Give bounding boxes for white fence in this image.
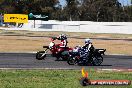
[1,20,132,34]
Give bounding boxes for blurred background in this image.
[0,0,132,22]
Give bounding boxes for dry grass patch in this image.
[1,30,132,39]
[0,35,132,55]
[0,30,132,54]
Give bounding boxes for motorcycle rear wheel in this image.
[67,57,76,65]
[92,56,103,66]
[36,51,46,60]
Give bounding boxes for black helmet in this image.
[59,34,67,40]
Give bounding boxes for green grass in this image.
[0,69,131,88]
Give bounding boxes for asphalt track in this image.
[0,53,132,69]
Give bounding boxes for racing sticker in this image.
[80,68,131,86]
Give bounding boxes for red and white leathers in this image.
[59,39,68,48]
[57,39,68,53]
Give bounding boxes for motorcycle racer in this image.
[80,39,94,60]
[55,34,68,60]
[67,38,105,66]
[57,34,68,48]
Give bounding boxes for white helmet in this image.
[85,39,92,44]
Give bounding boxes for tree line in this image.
[0,0,132,21]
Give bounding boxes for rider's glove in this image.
[52,37,57,40]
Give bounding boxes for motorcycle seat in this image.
[95,49,106,55]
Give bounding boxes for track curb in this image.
[97,68,132,72]
[0,68,79,70]
[0,68,132,72]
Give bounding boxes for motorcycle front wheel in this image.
[36,51,46,60]
[67,57,76,65]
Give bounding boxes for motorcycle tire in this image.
[92,56,103,66]
[67,57,76,65]
[36,51,46,60]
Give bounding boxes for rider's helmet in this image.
[59,34,67,40]
[85,38,92,44]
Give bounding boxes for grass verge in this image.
[0,69,131,88]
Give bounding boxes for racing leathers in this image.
[56,38,68,59]
[57,39,68,52]
[59,39,68,48]
[79,44,93,60]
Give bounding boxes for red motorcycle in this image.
[36,37,73,60]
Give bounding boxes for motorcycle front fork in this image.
[42,48,49,56]
[44,48,49,52]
